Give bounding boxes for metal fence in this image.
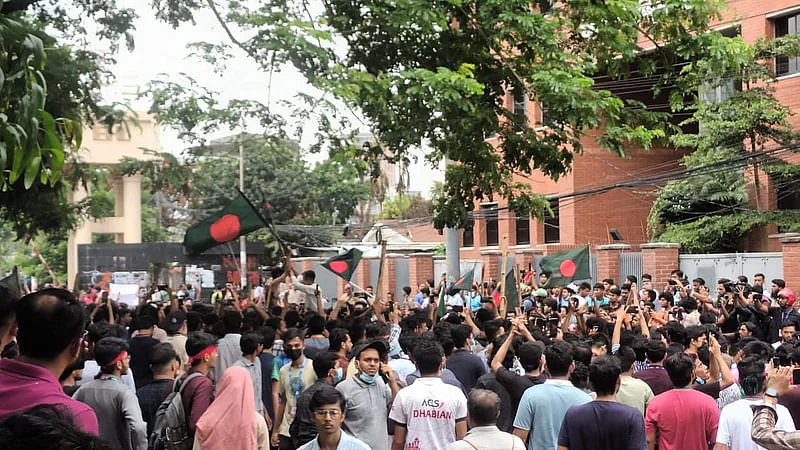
[619,252,643,285]
[679,252,783,286]
[435,259,485,284]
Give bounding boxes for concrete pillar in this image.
[111,177,124,217]
[408,253,434,292]
[357,258,374,290]
[595,244,632,285]
[122,174,142,243]
[480,250,502,283]
[780,234,800,291]
[641,243,680,287]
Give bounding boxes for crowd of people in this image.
[2,260,800,450]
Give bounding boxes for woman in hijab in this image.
[193,366,270,450]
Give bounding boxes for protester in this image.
[557,356,647,450]
[136,343,180,434]
[513,340,592,450]
[297,385,370,450]
[291,352,342,447]
[645,352,720,450]
[128,315,160,389]
[750,366,800,450]
[181,331,218,438]
[164,310,189,369]
[614,345,653,416]
[234,331,266,416]
[72,337,147,450]
[337,339,398,450]
[448,389,525,450]
[389,340,468,450]
[193,366,270,450]
[447,324,487,391]
[79,321,136,389]
[304,314,330,359]
[273,327,318,450]
[0,284,18,353]
[0,289,98,433]
[214,310,243,386]
[633,339,672,395]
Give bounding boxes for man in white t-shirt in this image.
[389,340,467,450]
[715,357,796,450]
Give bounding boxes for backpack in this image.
[148,372,205,450]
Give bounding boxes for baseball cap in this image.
[165,310,187,334]
[353,339,389,360]
[534,288,547,297]
[523,299,534,313]
[565,283,578,294]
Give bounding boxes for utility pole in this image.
[443,158,460,286]
[239,132,247,290]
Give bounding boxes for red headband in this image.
[107,351,127,367]
[188,345,217,364]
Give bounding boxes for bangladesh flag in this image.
[503,268,519,311]
[540,245,591,288]
[183,190,267,255]
[451,268,475,291]
[0,266,21,298]
[321,248,362,281]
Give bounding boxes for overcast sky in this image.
[101,1,443,197]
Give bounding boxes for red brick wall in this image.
[408,253,434,292]
[595,244,631,284]
[641,243,680,287]
[782,235,800,291]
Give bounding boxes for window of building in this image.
[92,126,112,141]
[512,88,527,116]
[538,101,552,128]
[544,199,559,244]
[480,202,499,246]
[775,13,800,76]
[463,216,474,247]
[777,178,800,211]
[515,214,530,245]
[539,0,554,14]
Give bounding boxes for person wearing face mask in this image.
[336,339,399,450]
[447,324,487,392]
[290,352,345,448]
[272,328,318,450]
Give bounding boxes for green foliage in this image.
[648,33,800,251]
[143,0,736,229]
[655,211,800,253]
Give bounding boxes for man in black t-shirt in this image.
[491,322,547,411]
[136,343,180,434]
[557,356,646,450]
[128,315,160,388]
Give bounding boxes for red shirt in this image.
[0,358,99,434]
[645,388,719,450]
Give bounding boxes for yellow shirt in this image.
[277,358,317,437]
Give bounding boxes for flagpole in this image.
[238,132,247,290]
[499,234,509,318]
[373,240,387,304]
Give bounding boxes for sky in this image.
[100,1,444,197]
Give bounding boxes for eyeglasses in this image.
[313,409,342,418]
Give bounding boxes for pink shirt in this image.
[0,358,99,434]
[645,388,719,450]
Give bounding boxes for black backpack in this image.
[148,372,204,450]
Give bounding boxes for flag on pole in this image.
[183,190,268,255]
[451,268,475,291]
[322,248,363,282]
[437,282,447,317]
[0,266,21,298]
[504,268,519,311]
[540,245,591,288]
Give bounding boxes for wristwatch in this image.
[765,387,779,399]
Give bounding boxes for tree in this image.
[648,34,800,252]
[1,2,136,240]
[378,194,433,220]
[144,0,738,230]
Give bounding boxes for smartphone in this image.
[452,305,464,313]
[793,368,800,385]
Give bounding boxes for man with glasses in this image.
[0,288,98,434]
[298,385,369,450]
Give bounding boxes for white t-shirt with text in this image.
[389,377,467,450]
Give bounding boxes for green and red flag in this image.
[451,267,475,291]
[540,245,591,288]
[321,248,363,281]
[0,266,21,298]
[183,190,267,255]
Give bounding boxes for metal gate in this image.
[679,252,783,286]
[619,252,643,285]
